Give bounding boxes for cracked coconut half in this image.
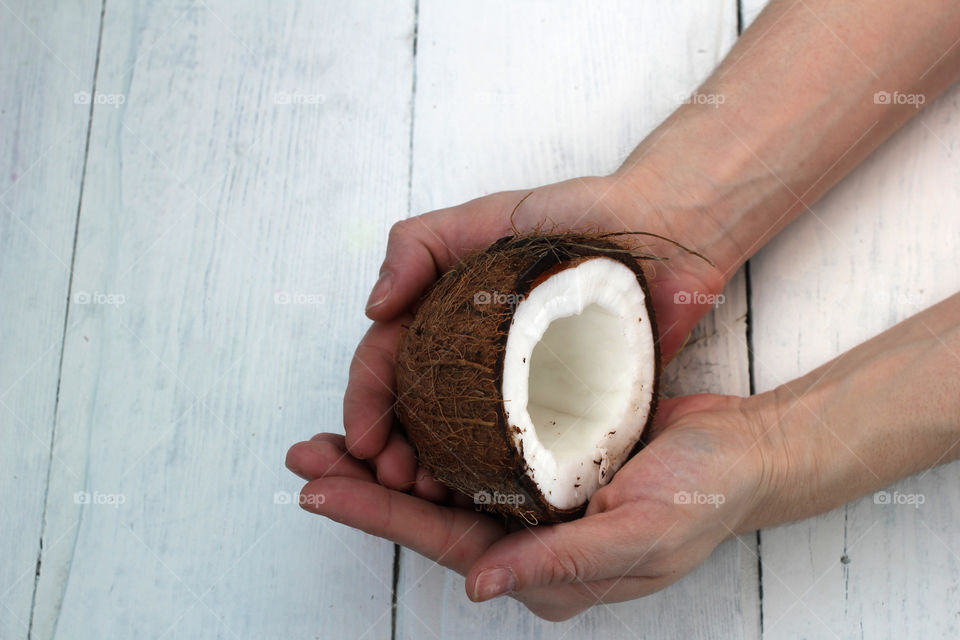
[395,233,660,523]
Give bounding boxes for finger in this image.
[285,434,375,482]
[520,574,676,621]
[411,466,450,502]
[448,491,476,509]
[366,193,524,321]
[365,212,456,320]
[465,508,646,601]
[300,476,505,575]
[581,574,678,603]
[370,430,418,491]
[645,286,693,363]
[645,277,720,364]
[343,319,405,459]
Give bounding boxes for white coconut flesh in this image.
[501,257,656,511]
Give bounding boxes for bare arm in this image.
[617,0,960,282]
[290,0,960,620]
[742,292,960,530]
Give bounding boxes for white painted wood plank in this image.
[31,1,414,638]
[397,2,758,638]
[750,81,960,638]
[0,2,101,638]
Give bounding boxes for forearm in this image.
[616,0,960,281]
[742,292,960,530]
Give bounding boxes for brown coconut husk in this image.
[394,232,662,524]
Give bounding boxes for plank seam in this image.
[391,544,401,640]
[394,1,419,638]
[26,1,108,638]
[743,181,764,640]
[737,2,764,636]
[405,0,419,222]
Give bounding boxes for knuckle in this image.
[587,484,620,513]
[349,341,392,381]
[310,432,344,446]
[312,439,341,464]
[387,219,413,245]
[545,544,596,585]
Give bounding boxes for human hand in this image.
[286,392,772,621]
[287,0,960,620]
[288,288,960,619]
[342,174,732,498]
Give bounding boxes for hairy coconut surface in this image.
[395,233,661,524]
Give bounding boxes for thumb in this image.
[465,510,632,601]
[365,213,456,320]
[366,190,529,320]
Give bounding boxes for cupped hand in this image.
[286,393,772,621]
[342,174,730,496]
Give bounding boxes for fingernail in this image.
[473,567,517,601]
[365,270,393,310]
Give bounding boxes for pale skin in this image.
[285,0,960,621]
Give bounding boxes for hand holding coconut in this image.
[288,392,773,620]
[287,0,960,621]
[344,176,728,501]
[289,294,960,620]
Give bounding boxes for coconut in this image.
[394,233,660,524]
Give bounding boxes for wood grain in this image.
[750,83,960,639]
[8,0,955,637]
[29,1,414,638]
[0,2,101,638]
[395,2,758,638]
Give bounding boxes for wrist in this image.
[733,381,836,532]
[736,296,960,532]
[610,105,790,285]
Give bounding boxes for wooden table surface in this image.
[2,1,958,638]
